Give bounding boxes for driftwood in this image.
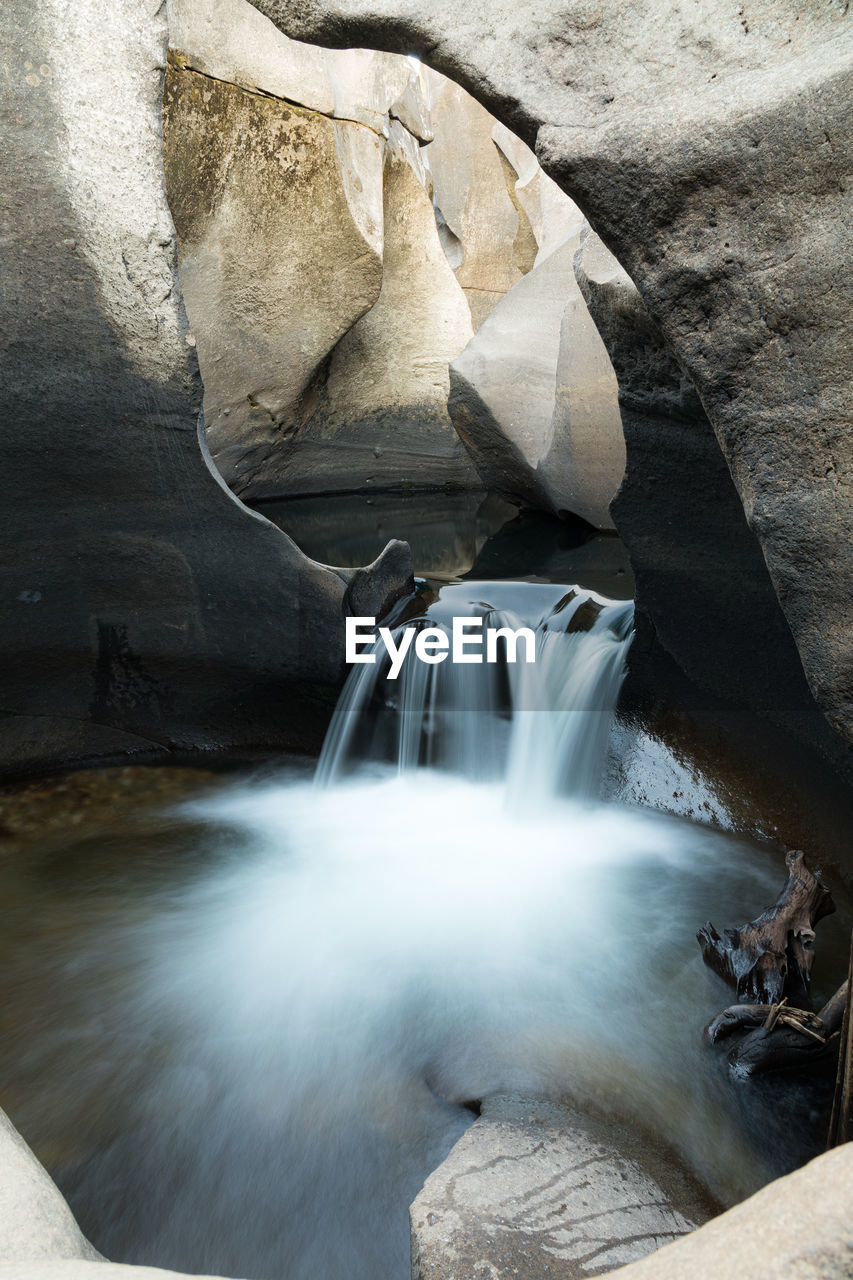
[704,983,848,1079]
[827,933,853,1147]
[697,850,835,1008]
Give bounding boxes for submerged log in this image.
[827,933,853,1148]
[697,850,835,1007]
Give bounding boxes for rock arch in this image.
[250,0,853,748]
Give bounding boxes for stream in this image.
[0,503,848,1280]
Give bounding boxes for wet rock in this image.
[410,1095,705,1280]
[340,538,416,622]
[250,0,853,748]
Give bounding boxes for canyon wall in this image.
[163,0,626,528]
[0,0,412,778]
[248,0,853,749]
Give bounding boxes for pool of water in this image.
[0,499,849,1280]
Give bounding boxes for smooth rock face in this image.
[253,119,479,496]
[425,72,537,330]
[576,232,852,774]
[0,0,412,779]
[162,59,385,496]
[164,0,623,515]
[0,1112,98,1263]
[165,0,479,498]
[410,1096,704,1280]
[606,1143,853,1280]
[449,230,625,529]
[248,0,853,747]
[2,1094,852,1280]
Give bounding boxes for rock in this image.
[169,0,424,132]
[166,0,619,512]
[410,1095,706,1280]
[168,0,336,111]
[2,1093,852,1280]
[249,0,853,748]
[340,537,416,621]
[424,73,537,329]
[0,1110,98,1262]
[0,0,412,779]
[257,119,478,497]
[165,0,481,500]
[606,1143,853,1280]
[576,231,852,776]
[162,59,385,497]
[449,231,625,528]
[491,125,583,266]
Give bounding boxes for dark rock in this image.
[575,232,852,776]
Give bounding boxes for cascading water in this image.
[317,582,634,797]
[0,577,839,1280]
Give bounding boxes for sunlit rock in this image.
[162,60,386,496]
[424,73,537,330]
[261,119,478,495]
[410,1094,703,1280]
[0,1109,98,1262]
[449,225,625,529]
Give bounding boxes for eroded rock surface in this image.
[248,0,853,747]
[163,57,386,496]
[252,120,479,496]
[164,0,624,519]
[425,72,537,330]
[450,223,625,529]
[410,1096,707,1280]
[576,232,851,774]
[0,0,412,779]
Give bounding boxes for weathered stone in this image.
[169,0,427,132]
[491,124,583,266]
[607,1143,853,1280]
[449,231,625,528]
[410,1095,706,1280]
[0,0,412,779]
[162,60,385,497]
[166,0,617,510]
[0,1111,98,1263]
[425,72,536,330]
[576,231,852,778]
[168,0,336,111]
[255,119,478,497]
[249,0,853,747]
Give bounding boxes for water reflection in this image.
[254,491,634,595]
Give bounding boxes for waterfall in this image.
[316,584,634,801]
